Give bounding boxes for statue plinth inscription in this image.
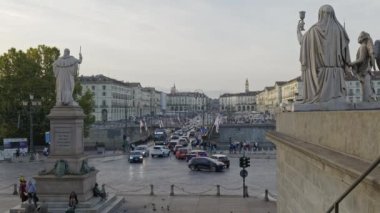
[55,128,71,148]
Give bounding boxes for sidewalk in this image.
[1,194,276,213]
[119,195,276,213]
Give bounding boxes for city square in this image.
[1,0,380,212]
[0,147,277,212]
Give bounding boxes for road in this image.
[0,144,276,210]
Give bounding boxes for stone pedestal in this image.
[11,106,124,212]
[267,111,380,213]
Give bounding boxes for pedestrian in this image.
[19,176,28,203]
[15,148,20,160]
[93,183,106,200]
[68,191,78,210]
[27,179,38,208]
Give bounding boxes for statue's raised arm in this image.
[53,48,83,106]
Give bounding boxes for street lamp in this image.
[22,94,41,161]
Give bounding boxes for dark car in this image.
[188,157,225,172]
[129,151,144,163]
[211,154,230,168]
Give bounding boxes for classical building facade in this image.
[166,85,211,116]
[219,91,258,112]
[80,75,163,122]
[256,73,380,113]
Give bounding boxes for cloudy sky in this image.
[0,0,379,97]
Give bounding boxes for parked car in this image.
[211,154,230,168]
[186,150,208,162]
[129,151,144,163]
[175,148,189,160]
[188,157,225,172]
[135,145,150,157]
[151,145,170,157]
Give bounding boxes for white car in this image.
[151,145,170,158]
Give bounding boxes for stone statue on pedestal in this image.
[53,48,82,106]
[297,4,351,104]
[350,31,377,102]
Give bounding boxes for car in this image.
[151,145,170,157]
[186,150,208,162]
[135,145,150,157]
[175,148,189,160]
[178,137,189,146]
[173,145,184,154]
[211,154,230,168]
[129,151,144,163]
[188,157,225,172]
[167,141,179,152]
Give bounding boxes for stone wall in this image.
[84,126,152,149]
[276,111,380,162]
[218,124,275,149]
[267,111,380,213]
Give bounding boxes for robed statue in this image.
[297,5,351,103]
[53,48,82,106]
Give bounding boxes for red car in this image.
[175,148,189,160]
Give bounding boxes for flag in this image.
[214,114,222,133]
[140,120,144,134]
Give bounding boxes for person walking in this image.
[19,176,28,203]
[27,179,38,208]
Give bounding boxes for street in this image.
[0,144,276,212]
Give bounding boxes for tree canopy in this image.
[0,45,95,145]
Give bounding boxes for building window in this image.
[102,100,106,106]
[103,85,106,90]
[103,92,106,96]
[92,86,95,90]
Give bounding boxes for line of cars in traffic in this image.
[129,127,231,172]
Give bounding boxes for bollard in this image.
[170,185,174,196]
[13,184,18,195]
[265,189,269,202]
[150,184,154,196]
[216,185,220,196]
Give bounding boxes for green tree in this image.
[0,45,95,145]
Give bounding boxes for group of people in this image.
[19,176,106,212]
[18,176,39,208]
[229,141,259,154]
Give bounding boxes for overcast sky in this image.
[0,0,379,98]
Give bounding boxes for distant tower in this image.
[245,79,249,93]
[170,83,177,94]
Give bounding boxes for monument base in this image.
[34,170,98,202]
[292,100,380,111]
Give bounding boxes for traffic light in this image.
[239,157,244,168]
[245,157,250,167]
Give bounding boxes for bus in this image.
[153,129,167,145]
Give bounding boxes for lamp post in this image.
[22,94,41,161]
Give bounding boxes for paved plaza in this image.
[0,149,277,212]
